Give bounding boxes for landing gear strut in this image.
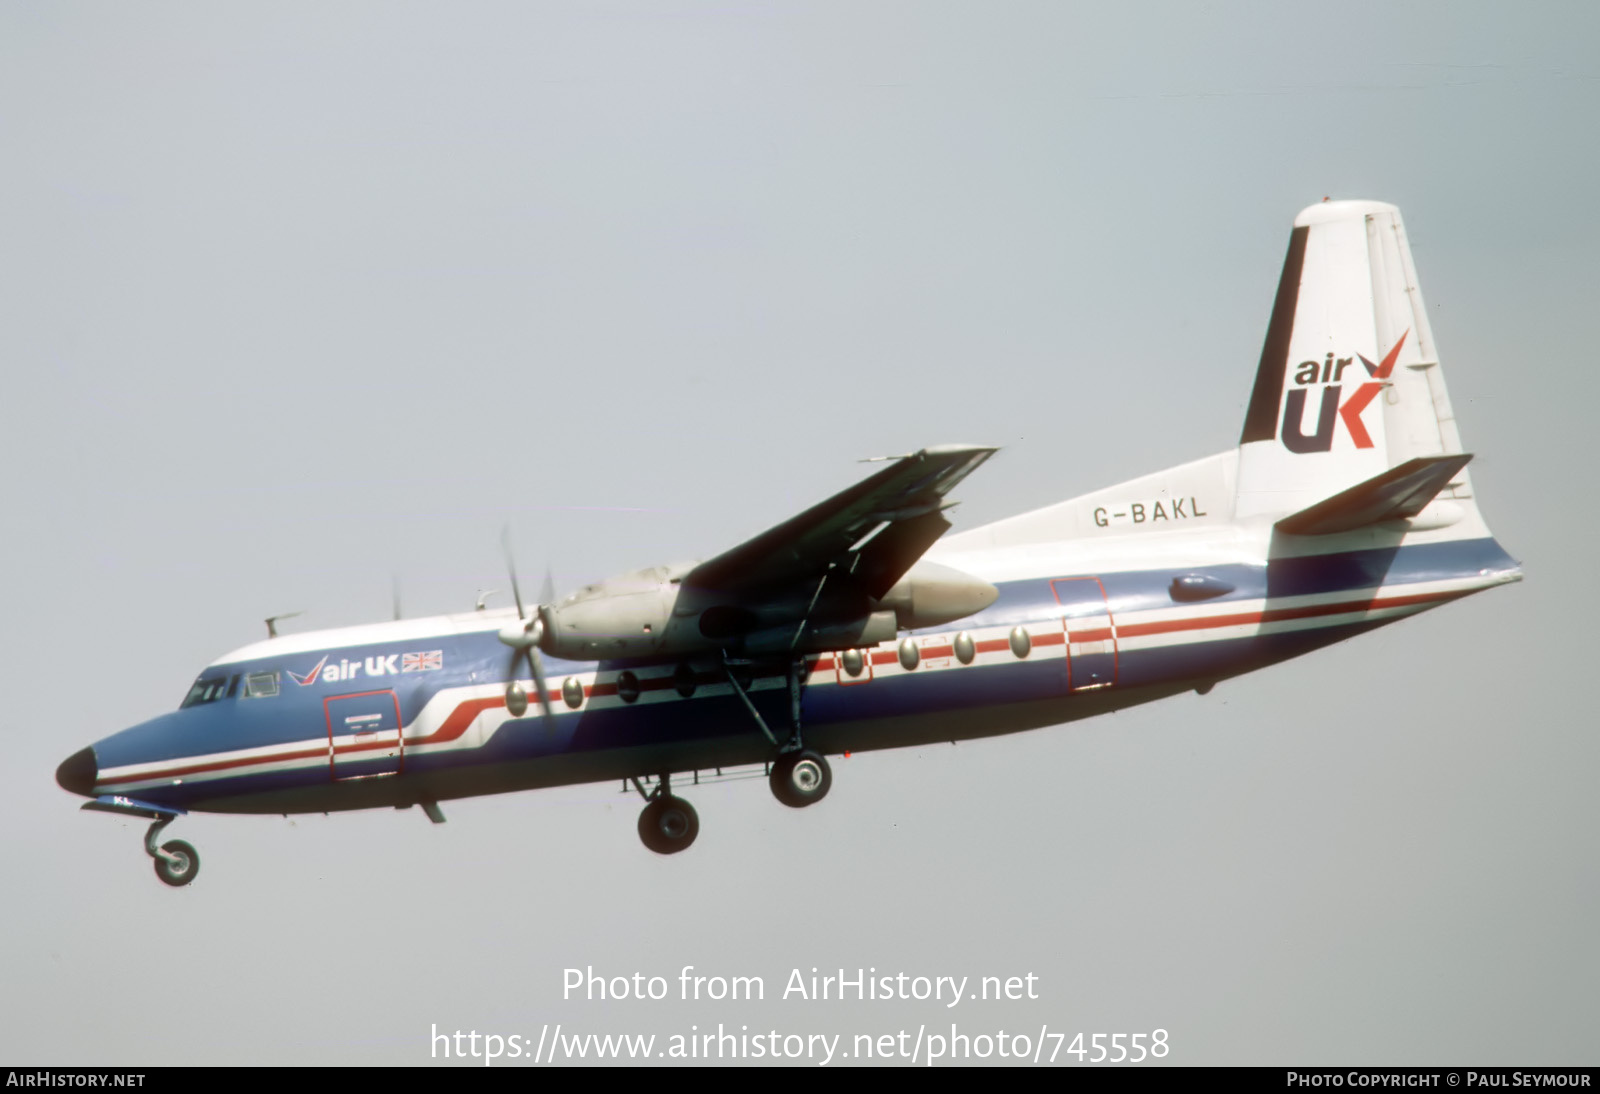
[722,652,838,810]
[145,815,200,887]
[628,654,839,851]
[634,774,699,855]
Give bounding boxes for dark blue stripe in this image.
[92,538,1516,790]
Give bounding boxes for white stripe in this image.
[99,572,1496,789]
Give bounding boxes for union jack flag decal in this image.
[402,650,443,673]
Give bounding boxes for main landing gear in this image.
[724,653,833,810]
[630,656,837,853]
[770,749,832,808]
[634,775,699,855]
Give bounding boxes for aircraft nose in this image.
[56,746,98,797]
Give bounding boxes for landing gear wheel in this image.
[637,797,699,855]
[152,839,200,887]
[770,749,831,808]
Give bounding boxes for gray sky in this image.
[3,1,1594,1066]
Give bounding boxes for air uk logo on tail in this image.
[1280,331,1408,453]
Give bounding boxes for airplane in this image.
[56,199,1521,886]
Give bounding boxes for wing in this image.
[684,444,997,600]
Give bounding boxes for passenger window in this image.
[244,671,280,699]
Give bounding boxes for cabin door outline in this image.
[1050,577,1119,692]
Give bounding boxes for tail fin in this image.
[1234,200,1476,526]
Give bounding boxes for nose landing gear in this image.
[81,796,200,887]
[145,814,201,887]
[152,839,200,886]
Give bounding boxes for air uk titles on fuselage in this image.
[288,651,444,686]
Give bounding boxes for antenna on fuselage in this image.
[265,611,304,638]
[392,575,403,621]
[475,589,499,611]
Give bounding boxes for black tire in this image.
[637,796,699,855]
[153,839,200,887]
[770,750,832,808]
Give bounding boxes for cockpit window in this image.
[181,675,231,709]
[244,671,280,699]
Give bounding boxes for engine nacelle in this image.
[540,569,678,660]
[874,560,998,629]
[536,559,997,662]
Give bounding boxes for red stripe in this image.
[337,736,399,756]
[405,696,504,746]
[97,743,334,787]
[105,692,511,785]
[1116,589,1459,640]
[98,588,1462,789]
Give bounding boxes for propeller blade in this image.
[497,532,554,724]
[501,526,526,620]
[529,645,553,723]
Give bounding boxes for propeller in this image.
[498,528,554,724]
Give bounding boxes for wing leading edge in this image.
[685,445,997,600]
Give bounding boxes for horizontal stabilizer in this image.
[1275,454,1472,536]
